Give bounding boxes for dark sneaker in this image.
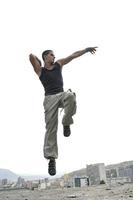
[48,158,56,176]
[63,126,71,137]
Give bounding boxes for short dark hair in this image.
[42,50,52,61]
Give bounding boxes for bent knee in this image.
[67,92,76,100]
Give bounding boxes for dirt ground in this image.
[1,183,133,200]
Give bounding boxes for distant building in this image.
[17,176,25,187]
[39,182,47,190]
[1,178,8,185]
[74,177,89,187]
[25,180,40,190]
[62,164,106,187]
[39,178,51,190]
[86,163,106,185]
[63,163,106,187]
[62,168,86,187]
[106,161,133,183]
[60,161,133,188]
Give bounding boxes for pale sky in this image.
[0,0,133,177]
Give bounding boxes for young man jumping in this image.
[29,47,97,176]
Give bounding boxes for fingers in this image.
[90,47,97,54]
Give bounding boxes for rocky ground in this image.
[1,183,133,200]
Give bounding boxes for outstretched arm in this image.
[29,54,42,76]
[57,47,98,67]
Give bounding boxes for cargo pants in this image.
[43,90,77,159]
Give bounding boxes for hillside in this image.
[0,168,18,181]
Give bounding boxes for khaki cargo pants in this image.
[43,90,77,159]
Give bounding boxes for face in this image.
[45,51,55,64]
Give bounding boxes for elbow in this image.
[29,54,34,63]
[29,54,33,59]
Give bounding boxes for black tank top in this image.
[39,62,64,96]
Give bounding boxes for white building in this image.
[86,163,106,185]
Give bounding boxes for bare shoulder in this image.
[56,56,72,67]
[56,60,63,67]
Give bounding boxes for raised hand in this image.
[85,47,98,54]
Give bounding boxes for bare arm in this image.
[57,47,98,67]
[29,54,42,76]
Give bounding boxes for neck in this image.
[44,62,54,69]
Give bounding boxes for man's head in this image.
[42,50,55,64]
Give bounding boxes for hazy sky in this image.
[0,0,133,177]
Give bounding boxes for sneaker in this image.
[63,125,71,137]
[48,158,56,176]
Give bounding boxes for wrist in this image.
[85,48,90,53]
